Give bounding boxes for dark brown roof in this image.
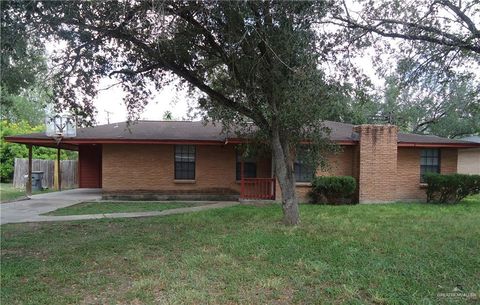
[397,133,476,145]
[9,121,227,142]
[5,120,479,148]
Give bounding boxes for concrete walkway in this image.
[1,188,102,225]
[1,189,239,225]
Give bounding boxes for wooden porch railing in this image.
[240,178,276,200]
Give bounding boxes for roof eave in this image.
[398,142,480,148]
[4,136,227,147]
[7,136,479,149]
[4,137,79,151]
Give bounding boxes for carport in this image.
[4,134,102,194]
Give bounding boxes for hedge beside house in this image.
[309,176,356,205]
[424,173,480,204]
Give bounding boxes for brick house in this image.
[6,120,479,203]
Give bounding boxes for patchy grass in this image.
[2,196,480,304]
[0,183,26,203]
[43,201,202,216]
[0,183,57,203]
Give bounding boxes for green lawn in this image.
[43,201,202,216]
[1,183,63,203]
[0,183,27,203]
[2,196,480,304]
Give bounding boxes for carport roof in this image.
[4,120,480,149]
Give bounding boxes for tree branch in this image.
[167,5,250,91]
[335,15,480,54]
[108,64,162,77]
[334,1,480,55]
[437,0,479,38]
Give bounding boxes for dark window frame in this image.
[294,149,315,183]
[236,152,257,181]
[174,145,196,180]
[420,148,441,182]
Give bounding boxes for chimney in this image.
[354,125,398,203]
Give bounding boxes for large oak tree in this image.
[2,0,353,224]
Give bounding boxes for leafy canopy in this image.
[0,120,77,182]
[0,6,50,125]
[4,0,350,163]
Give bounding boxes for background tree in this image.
[332,0,480,137]
[334,0,480,59]
[1,3,77,182]
[0,120,76,182]
[0,6,50,125]
[376,62,480,137]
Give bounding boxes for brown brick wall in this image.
[102,139,459,202]
[355,125,398,203]
[275,146,356,202]
[317,146,355,177]
[102,144,272,194]
[441,149,458,173]
[103,144,239,193]
[396,148,425,201]
[396,147,458,201]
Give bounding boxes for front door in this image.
[79,144,102,188]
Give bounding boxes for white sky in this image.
[94,78,194,124]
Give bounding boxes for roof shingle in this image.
[6,120,478,146]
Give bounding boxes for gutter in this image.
[397,142,480,148]
[6,136,479,149]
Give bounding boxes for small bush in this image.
[424,173,480,204]
[309,176,356,205]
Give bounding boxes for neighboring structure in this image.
[5,121,480,203]
[457,136,480,175]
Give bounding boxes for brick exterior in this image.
[276,146,356,202]
[102,144,271,195]
[354,125,398,203]
[396,148,425,201]
[395,148,458,201]
[440,148,458,174]
[317,146,356,177]
[100,126,460,203]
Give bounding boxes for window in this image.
[236,152,257,180]
[174,145,195,180]
[420,149,440,182]
[294,149,314,182]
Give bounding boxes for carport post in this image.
[57,147,62,191]
[240,159,244,198]
[26,144,32,196]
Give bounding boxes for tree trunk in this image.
[271,128,299,225]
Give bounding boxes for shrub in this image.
[309,176,356,205]
[424,173,480,204]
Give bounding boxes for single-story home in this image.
[5,120,480,203]
[457,136,480,175]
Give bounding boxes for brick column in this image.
[354,125,398,203]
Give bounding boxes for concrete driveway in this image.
[1,188,101,225]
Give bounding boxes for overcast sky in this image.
[94,77,194,124]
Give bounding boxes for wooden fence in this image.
[13,158,78,189]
